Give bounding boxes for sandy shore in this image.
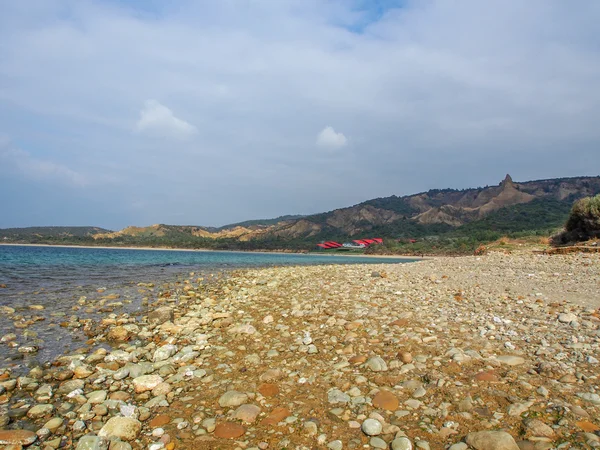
[1,251,599,449]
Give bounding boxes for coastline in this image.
[0,242,424,260]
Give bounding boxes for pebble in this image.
[361,418,383,436]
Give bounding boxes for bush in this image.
[552,195,600,245]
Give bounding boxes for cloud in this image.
[134,100,197,139]
[316,126,348,150]
[0,1,599,228]
[0,145,87,187]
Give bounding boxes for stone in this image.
[558,313,577,323]
[328,389,350,404]
[524,419,555,438]
[44,417,64,432]
[149,415,171,428]
[372,390,399,411]
[392,437,413,450]
[0,430,38,446]
[218,390,249,408]
[107,326,129,341]
[327,440,343,450]
[448,444,468,450]
[213,422,245,439]
[258,383,279,397]
[474,371,499,382]
[496,355,525,366]
[151,383,172,397]
[153,345,177,362]
[57,379,85,395]
[75,434,110,450]
[27,403,54,419]
[366,356,388,372]
[370,437,388,448]
[233,404,261,423]
[86,390,107,404]
[261,407,291,426]
[361,418,382,436]
[148,307,174,324]
[577,393,600,405]
[98,417,142,441]
[132,375,164,393]
[466,431,520,450]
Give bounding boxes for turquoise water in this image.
[0,245,416,367]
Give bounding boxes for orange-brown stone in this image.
[474,371,499,382]
[149,414,171,428]
[214,422,246,439]
[576,421,600,432]
[389,319,408,327]
[372,390,399,411]
[258,383,279,397]
[349,355,367,365]
[260,407,291,426]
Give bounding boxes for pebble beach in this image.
[1,251,600,450]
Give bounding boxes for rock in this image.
[361,418,382,436]
[98,417,142,441]
[44,417,64,432]
[57,379,85,395]
[524,419,555,438]
[86,390,108,404]
[558,313,577,323]
[466,431,520,450]
[148,307,174,324]
[132,375,164,393]
[218,390,249,408]
[75,434,109,450]
[0,429,38,446]
[260,407,291,426]
[328,389,351,404]
[258,383,279,397]
[213,422,245,438]
[448,444,468,450]
[27,403,54,419]
[366,356,388,372]
[233,404,261,423]
[153,345,177,362]
[152,382,172,397]
[392,437,413,450]
[327,440,343,450]
[107,326,130,341]
[577,392,600,405]
[372,390,399,411]
[496,355,525,366]
[371,437,387,449]
[228,324,257,335]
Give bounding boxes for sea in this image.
[0,245,417,369]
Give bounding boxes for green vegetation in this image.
[0,226,110,239]
[551,194,600,245]
[217,215,305,230]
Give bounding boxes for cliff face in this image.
[90,175,600,241]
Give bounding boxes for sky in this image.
[1,0,599,230]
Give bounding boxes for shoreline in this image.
[0,242,424,260]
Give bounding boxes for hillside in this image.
[0,226,110,241]
[2,175,599,252]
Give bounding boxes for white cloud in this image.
[134,100,197,139]
[316,126,348,150]
[0,146,87,187]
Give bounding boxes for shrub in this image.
[552,195,600,245]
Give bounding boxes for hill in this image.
[0,226,111,241]
[2,175,600,252]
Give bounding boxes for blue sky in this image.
[1,0,599,230]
